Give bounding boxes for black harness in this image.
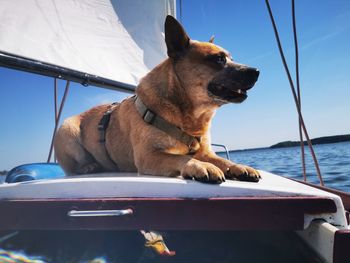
[97,102,120,170]
[98,102,119,143]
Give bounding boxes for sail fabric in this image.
[0,0,176,86]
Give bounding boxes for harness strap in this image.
[97,102,119,170]
[134,96,201,154]
[98,102,119,143]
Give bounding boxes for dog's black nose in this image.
[239,67,259,88]
[245,67,260,83]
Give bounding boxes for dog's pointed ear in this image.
[165,15,190,58]
[209,35,215,43]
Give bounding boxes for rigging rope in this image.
[292,0,307,181]
[265,0,324,186]
[53,78,58,162]
[47,80,70,163]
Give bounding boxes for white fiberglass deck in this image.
[0,170,347,228]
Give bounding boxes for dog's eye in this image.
[216,55,226,66]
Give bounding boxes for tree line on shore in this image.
[270,134,350,148]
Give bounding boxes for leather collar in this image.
[134,96,201,154]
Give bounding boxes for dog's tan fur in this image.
[54,16,261,183]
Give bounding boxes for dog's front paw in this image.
[76,162,101,174]
[181,160,225,184]
[226,164,261,182]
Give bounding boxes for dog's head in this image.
[164,15,259,105]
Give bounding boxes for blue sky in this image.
[1,0,350,170]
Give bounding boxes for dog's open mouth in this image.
[208,84,249,103]
[207,66,259,104]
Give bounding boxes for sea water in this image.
[222,141,350,193]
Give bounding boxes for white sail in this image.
[0,0,176,86]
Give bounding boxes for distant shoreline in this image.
[218,134,350,153]
[269,134,350,149]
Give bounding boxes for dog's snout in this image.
[245,67,259,84]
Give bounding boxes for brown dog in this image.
[54,16,261,183]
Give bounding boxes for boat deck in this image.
[0,171,347,231]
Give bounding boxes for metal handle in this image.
[67,208,133,217]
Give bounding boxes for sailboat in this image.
[0,0,349,262]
